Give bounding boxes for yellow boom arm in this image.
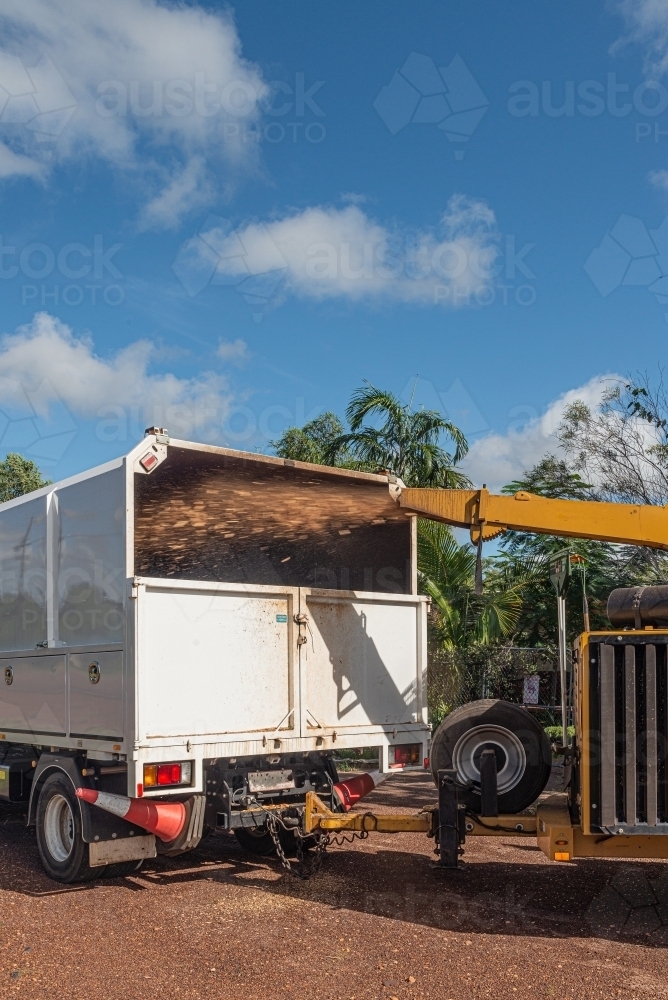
[399,487,668,550]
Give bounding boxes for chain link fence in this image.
[427,644,571,731]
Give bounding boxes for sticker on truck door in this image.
[276,614,288,622]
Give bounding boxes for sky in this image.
[0,0,667,489]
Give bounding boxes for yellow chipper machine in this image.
[301,486,668,870]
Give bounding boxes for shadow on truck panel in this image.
[310,599,417,725]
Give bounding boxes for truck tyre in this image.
[234,826,277,856]
[430,699,551,814]
[234,825,311,858]
[35,773,99,883]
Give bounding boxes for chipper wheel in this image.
[430,699,552,814]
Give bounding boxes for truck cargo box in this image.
[0,434,429,794]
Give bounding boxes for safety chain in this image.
[266,812,372,880]
[266,813,330,880]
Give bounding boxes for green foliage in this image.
[0,453,51,503]
[271,412,347,465]
[429,698,452,729]
[558,375,668,507]
[335,747,379,771]
[544,725,575,741]
[271,382,471,488]
[495,453,664,645]
[270,384,662,653]
[418,519,545,648]
[325,382,471,487]
[503,454,593,501]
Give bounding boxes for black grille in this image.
[589,637,668,833]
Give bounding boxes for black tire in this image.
[234,825,310,858]
[430,699,551,814]
[35,773,99,883]
[234,825,276,856]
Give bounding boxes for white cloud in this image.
[0,312,233,440]
[650,167,668,188]
[139,155,213,231]
[0,0,266,224]
[461,374,623,491]
[184,195,500,307]
[615,1,668,77]
[217,338,249,363]
[340,192,368,206]
[0,140,44,178]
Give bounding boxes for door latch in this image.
[294,612,310,646]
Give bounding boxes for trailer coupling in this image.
[303,769,540,871]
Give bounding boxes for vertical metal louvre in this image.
[594,639,667,833]
[599,644,616,829]
[625,645,637,827]
[646,644,658,827]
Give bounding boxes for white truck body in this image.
[0,435,429,800]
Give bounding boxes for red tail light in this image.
[392,743,421,766]
[158,763,182,785]
[143,761,193,788]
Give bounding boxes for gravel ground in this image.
[1,771,668,999]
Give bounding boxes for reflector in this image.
[143,761,192,789]
[393,744,421,765]
[157,763,181,785]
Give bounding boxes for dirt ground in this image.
[1,770,668,999]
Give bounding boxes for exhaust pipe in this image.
[76,787,187,842]
[332,770,389,811]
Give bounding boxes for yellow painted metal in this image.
[304,791,433,834]
[465,814,537,837]
[537,795,575,861]
[577,633,592,836]
[399,487,668,549]
[572,829,668,859]
[537,794,668,860]
[577,631,668,835]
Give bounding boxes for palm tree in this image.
[418,520,544,648]
[324,382,471,488]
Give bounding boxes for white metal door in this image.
[300,589,424,733]
[137,581,298,739]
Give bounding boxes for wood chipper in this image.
[300,485,668,873]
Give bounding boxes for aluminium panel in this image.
[0,495,47,651]
[56,467,126,648]
[69,650,123,740]
[0,654,66,736]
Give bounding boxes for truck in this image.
[4,440,668,882]
[0,430,430,882]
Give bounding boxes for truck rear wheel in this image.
[36,773,98,883]
[234,826,276,856]
[234,825,312,858]
[430,699,551,814]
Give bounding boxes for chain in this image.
[266,813,331,880]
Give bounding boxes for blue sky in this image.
[0,0,667,487]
